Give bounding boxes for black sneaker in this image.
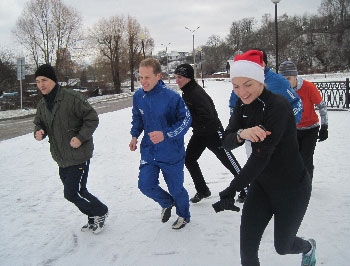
[81,217,94,232]
[92,211,108,234]
[161,205,173,223]
[190,191,211,203]
[172,217,188,230]
[236,189,247,203]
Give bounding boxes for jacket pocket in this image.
[70,139,93,162]
[67,127,80,139]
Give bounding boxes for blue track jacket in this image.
[229,67,303,124]
[130,80,192,163]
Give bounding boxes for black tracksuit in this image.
[59,160,108,217]
[222,88,312,266]
[180,80,241,195]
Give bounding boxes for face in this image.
[175,74,191,89]
[139,66,161,92]
[284,76,298,88]
[232,77,264,104]
[36,76,56,95]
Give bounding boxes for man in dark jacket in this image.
[174,64,244,204]
[33,64,108,234]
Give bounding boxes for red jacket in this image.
[295,79,322,128]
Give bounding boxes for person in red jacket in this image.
[279,61,328,180]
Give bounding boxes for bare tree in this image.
[89,15,154,93]
[227,18,256,53]
[0,48,17,92]
[201,35,233,74]
[141,28,154,59]
[319,0,350,27]
[126,16,143,92]
[14,0,82,76]
[89,15,126,93]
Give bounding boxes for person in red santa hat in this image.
[212,50,316,266]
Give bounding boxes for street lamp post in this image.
[161,42,171,83]
[185,26,200,79]
[271,0,281,73]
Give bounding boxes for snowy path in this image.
[0,80,349,266]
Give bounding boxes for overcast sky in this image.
[1,0,322,56]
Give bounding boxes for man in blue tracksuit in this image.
[129,58,192,230]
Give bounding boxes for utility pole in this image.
[185,26,200,79]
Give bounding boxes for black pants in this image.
[240,176,312,266]
[185,131,241,195]
[59,160,108,217]
[297,127,319,180]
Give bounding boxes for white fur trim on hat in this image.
[230,60,264,84]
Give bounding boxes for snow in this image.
[0,79,349,266]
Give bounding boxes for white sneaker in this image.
[172,217,188,230]
[92,212,108,234]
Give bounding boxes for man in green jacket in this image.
[33,64,108,234]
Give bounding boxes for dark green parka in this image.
[34,86,99,167]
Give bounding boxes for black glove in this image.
[212,188,240,213]
[212,197,240,213]
[318,125,328,142]
[219,185,236,199]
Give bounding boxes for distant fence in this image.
[314,78,349,110]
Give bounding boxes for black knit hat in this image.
[279,61,298,76]
[35,64,58,83]
[174,64,194,80]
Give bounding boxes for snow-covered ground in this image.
[0,79,349,266]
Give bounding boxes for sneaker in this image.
[161,205,173,223]
[237,186,249,203]
[172,217,188,230]
[190,191,211,203]
[236,190,246,203]
[92,212,108,234]
[81,217,94,232]
[301,239,316,266]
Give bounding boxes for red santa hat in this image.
[230,50,265,84]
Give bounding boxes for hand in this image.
[219,186,236,199]
[129,137,138,151]
[239,126,271,143]
[318,125,328,142]
[212,188,240,213]
[148,131,164,144]
[212,198,240,213]
[35,129,45,141]
[70,137,82,148]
